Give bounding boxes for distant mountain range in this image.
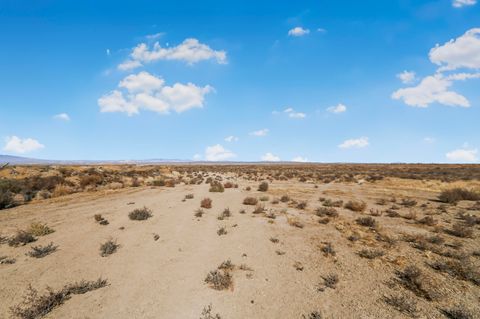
[0,154,193,165]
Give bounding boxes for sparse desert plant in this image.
[245,186,251,191]
[27,223,54,236]
[280,195,290,203]
[385,209,400,218]
[258,181,269,192]
[395,265,437,300]
[429,259,479,285]
[239,209,246,214]
[356,216,377,229]
[253,204,265,214]
[27,243,58,258]
[0,256,16,264]
[218,259,235,271]
[302,311,322,319]
[94,214,104,222]
[344,200,367,212]
[400,198,417,207]
[315,207,338,217]
[8,231,36,247]
[201,198,212,209]
[259,196,269,202]
[358,248,384,259]
[217,208,231,220]
[217,226,227,236]
[417,216,437,226]
[321,242,336,256]
[128,206,152,220]
[99,219,109,225]
[200,304,222,319]
[322,273,338,289]
[99,239,119,257]
[441,306,474,319]
[164,179,175,187]
[270,237,279,243]
[209,182,224,193]
[243,197,258,205]
[439,188,480,204]
[383,295,417,316]
[318,217,330,224]
[323,199,343,207]
[446,222,473,238]
[185,193,194,199]
[194,209,204,217]
[296,201,307,210]
[204,270,232,290]
[287,217,304,228]
[11,278,107,319]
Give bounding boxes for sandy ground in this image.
[1,178,479,319]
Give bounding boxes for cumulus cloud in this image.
[53,113,70,121]
[250,129,269,137]
[392,74,470,108]
[327,104,347,114]
[261,152,280,162]
[3,136,44,154]
[429,28,480,71]
[118,38,227,70]
[339,137,369,149]
[98,71,213,116]
[452,0,477,8]
[205,144,236,161]
[397,71,417,84]
[224,136,239,142]
[292,156,308,162]
[446,148,478,162]
[288,27,310,37]
[283,107,306,118]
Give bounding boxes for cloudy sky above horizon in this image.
[1,0,479,163]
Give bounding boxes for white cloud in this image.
[327,103,347,114]
[392,74,470,108]
[446,148,478,162]
[3,136,44,154]
[224,136,239,142]
[145,32,164,40]
[98,71,213,116]
[429,28,480,71]
[283,107,306,118]
[118,38,227,70]
[205,144,236,161]
[339,137,369,149]
[53,113,70,121]
[288,27,310,37]
[261,152,280,162]
[397,71,417,84]
[292,156,308,162]
[250,129,269,137]
[452,0,477,8]
[106,49,111,56]
[423,137,436,143]
[317,28,327,33]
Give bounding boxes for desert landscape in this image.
[0,164,479,319]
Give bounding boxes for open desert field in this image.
[1,164,480,319]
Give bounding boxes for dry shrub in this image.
[320,274,338,290]
[201,198,212,209]
[358,248,384,259]
[52,184,74,197]
[217,208,231,220]
[400,198,417,207]
[209,182,224,193]
[128,207,152,220]
[344,200,367,212]
[11,278,107,319]
[383,295,417,316]
[356,216,378,229]
[8,231,36,247]
[323,199,343,207]
[395,265,438,300]
[165,179,175,187]
[0,256,16,264]
[223,182,234,188]
[100,239,119,257]
[28,223,54,236]
[321,242,336,256]
[204,270,232,290]
[259,196,269,202]
[79,174,103,188]
[315,207,338,217]
[217,226,227,236]
[252,204,265,214]
[94,214,103,222]
[280,195,290,203]
[439,188,480,204]
[287,217,304,228]
[185,193,194,199]
[27,243,58,258]
[258,181,269,192]
[446,223,473,238]
[417,216,437,226]
[296,201,307,210]
[200,304,222,319]
[243,197,258,205]
[194,209,204,217]
[441,306,474,319]
[429,260,480,285]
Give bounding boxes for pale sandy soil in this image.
[1,178,479,319]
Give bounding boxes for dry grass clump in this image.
[0,256,16,264]
[209,182,224,193]
[194,209,204,217]
[417,216,437,226]
[100,239,119,257]
[383,295,417,316]
[400,198,417,207]
[441,306,474,319]
[385,209,400,218]
[302,311,322,319]
[185,193,194,199]
[270,237,279,243]
[128,206,152,220]
[321,242,336,257]
[217,226,227,236]
[201,198,212,209]
[27,223,54,236]
[223,181,234,188]
[296,201,308,210]
[217,208,231,220]
[439,188,480,204]
[446,222,473,238]
[344,200,367,212]
[280,195,290,203]
[358,248,384,259]
[253,204,265,214]
[320,273,338,290]
[258,181,269,192]
[323,199,343,207]
[287,217,304,228]
[429,259,480,285]
[243,197,258,205]
[204,270,233,290]
[27,243,58,258]
[200,304,222,319]
[315,207,338,218]
[8,231,36,247]
[94,214,103,222]
[259,195,269,202]
[11,278,107,319]
[218,259,235,271]
[356,216,378,229]
[395,265,437,300]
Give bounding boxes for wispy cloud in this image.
[446,147,478,162]
[3,136,44,154]
[250,128,269,137]
[224,136,239,142]
[396,71,416,84]
[339,137,369,149]
[288,27,310,37]
[261,152,280,161]
[326,104,347,114]
[292,156,308,162]
[53,113,70,121]
[452,0,476,8]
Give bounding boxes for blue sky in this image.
[1,0,479,162]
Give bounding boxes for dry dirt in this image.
[1,171,479,319]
